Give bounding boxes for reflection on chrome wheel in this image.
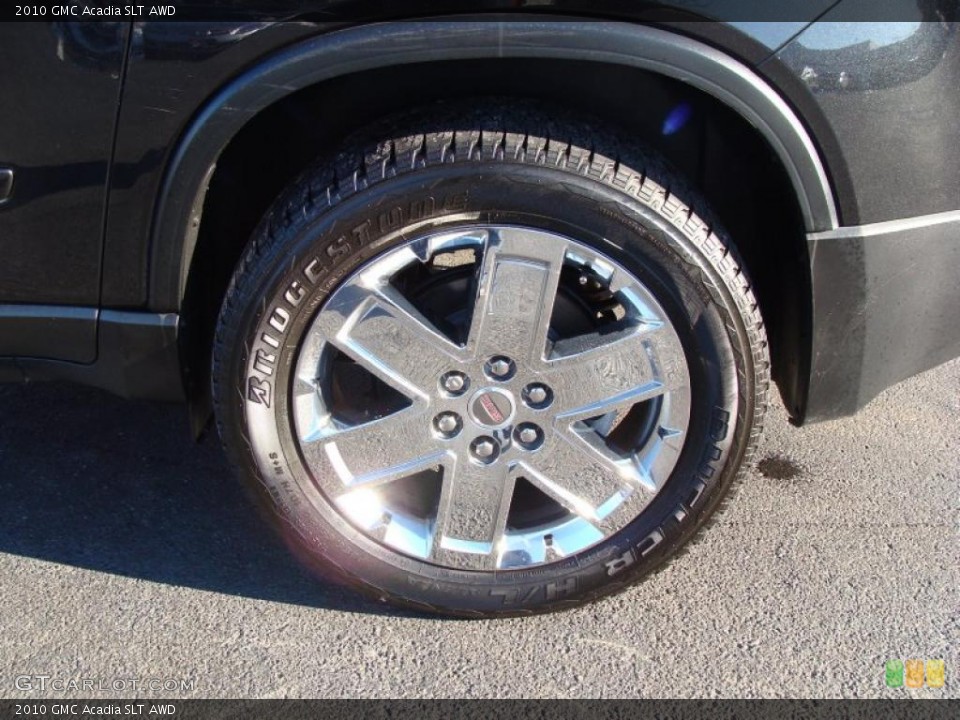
[215,108,767,616]
[293,227,691,571]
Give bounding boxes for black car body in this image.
[1,3,958,615]
[2,5,958,425]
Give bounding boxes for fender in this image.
[148,19,839,312]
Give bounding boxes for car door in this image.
[0,22,128,362]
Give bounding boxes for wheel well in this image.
[181,57,811,429]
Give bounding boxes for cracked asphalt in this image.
[0,359,957,698]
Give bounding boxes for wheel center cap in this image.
[469,388,515,429]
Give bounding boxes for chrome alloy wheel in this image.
[292,227,691,571]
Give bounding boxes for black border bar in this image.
[1,700,958,719]
[4,0,957,23]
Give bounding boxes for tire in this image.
[213,103,769,617]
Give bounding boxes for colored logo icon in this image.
[886,658,946,688]
[885,659,904,688]
[905,659,925,688]
[926,659,945,688]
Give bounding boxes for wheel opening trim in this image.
[149,18,840,313]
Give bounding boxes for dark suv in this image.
[2,6,958,616]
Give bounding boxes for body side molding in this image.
[804,210,960,421]
[807,209,960,242]
[5,310,183,402]
[0,305,97,362]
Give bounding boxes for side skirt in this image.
[0,308,183,402]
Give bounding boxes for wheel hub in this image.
[469,387,515,429]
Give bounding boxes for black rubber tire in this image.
[213,103,769,617]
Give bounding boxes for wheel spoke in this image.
[336,486,434,560]
[520,432,637,528]
[431,458,515,570]
[317,282,465,400]
[566,423,659,494]
[543,322,685,418]
[635,425,686,494]
[466,228,566,364]
[302,408,446,488]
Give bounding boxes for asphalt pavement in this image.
[0,359,957,698]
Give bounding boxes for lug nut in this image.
[518,427,539,444]
[470,436,499,463]
[490,359,510,376]
[474,440,495,457]
[440,371,469,396]
[437,414,459,433]
[485,356,515,381]
[527,386,547,404]
[434,412,462,438]
[515,423,544,450]
[522,383,553,409]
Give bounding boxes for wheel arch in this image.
[155,20,836,430]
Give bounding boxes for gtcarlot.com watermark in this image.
[15,675,195,693]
